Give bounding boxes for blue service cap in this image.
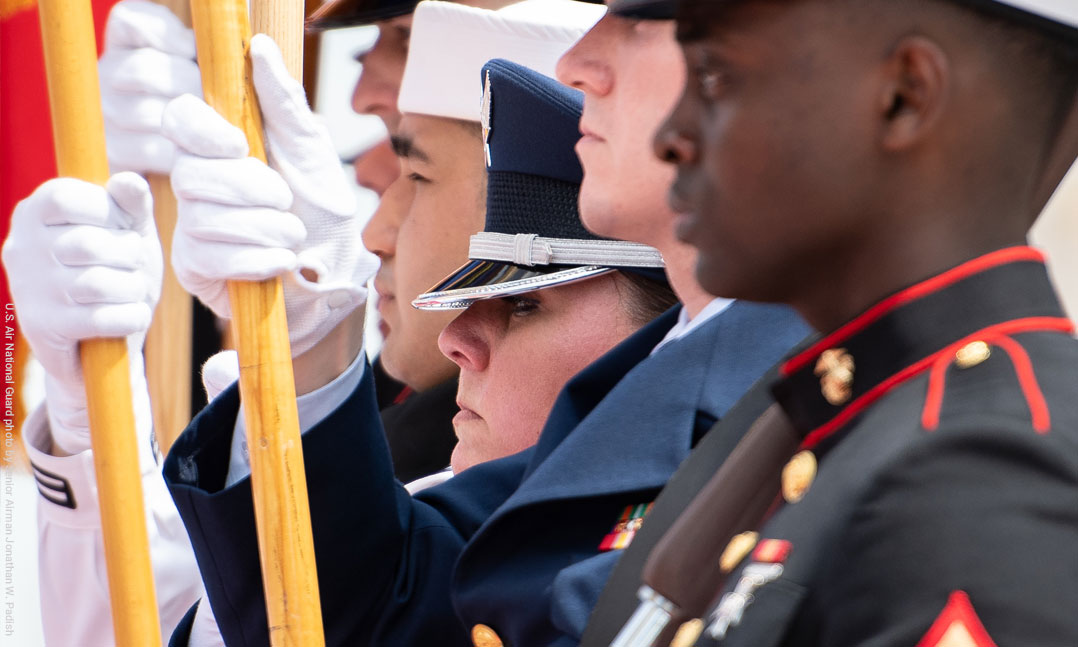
[484,58,586,189]
[413,59,665,310]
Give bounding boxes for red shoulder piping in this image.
[801,317,1073,450]
[782,247,1045,377]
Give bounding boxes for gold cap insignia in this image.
[782,450,817,504]
[472,623,503,647]
[481,70,493,167]
[719,531,759,573]
[815,348,855,405]
[955,341,990,369]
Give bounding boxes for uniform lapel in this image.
[503,301,806,511]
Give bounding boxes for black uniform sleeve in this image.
[816,423,1078,646]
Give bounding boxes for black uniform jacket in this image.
[586,246,1078,647]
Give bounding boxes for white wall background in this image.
[1032,161,1078,324]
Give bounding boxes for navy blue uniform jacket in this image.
[164,301,809,646]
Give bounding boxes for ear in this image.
[876,36,950,152]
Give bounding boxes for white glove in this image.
[165,33,378,357]
[201,350,239,402]
[99,0,201,174]
[2,174,162,455]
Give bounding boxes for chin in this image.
[450,445,474,474]
[578,189,623,239]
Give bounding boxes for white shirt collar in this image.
[651,297,735,356]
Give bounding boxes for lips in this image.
[373,275,395,337]
[578,121,604,143]
[453,402,482,426]
[668,182,699,242]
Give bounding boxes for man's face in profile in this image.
[657,0,878,304]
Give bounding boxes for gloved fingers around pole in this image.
[51,226,149,270]
[105,0,197,59]
[162,94,250,160]
[249,34,358,218]
[171,155,293,209]
[173,234,299,282]
[102,89,176,133]
[249,33,323,146]
[105,172,156,233]
[177,203,307,249]
[99,46,201,100]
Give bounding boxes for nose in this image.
[653,94,698,165]
[556,16,613,97]
[361,172,410,259]
[351,27,405,131]
[353,138,400,196]
[438,303,492,373]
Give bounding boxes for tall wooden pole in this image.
[252,0,303,78]
[145,0,194,454]
[188,1,325,645]
[36,1,162,645]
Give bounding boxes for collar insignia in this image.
[481,70,493,167]
[815,348,855,405]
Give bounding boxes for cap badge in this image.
[815,348,855,405]
[955,341,991,369]
[599,502,653,551]
[481,70,493,167]
[781,450,817,504]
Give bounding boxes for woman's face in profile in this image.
[438,273,639,473]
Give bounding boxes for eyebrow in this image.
[390,134,430,163]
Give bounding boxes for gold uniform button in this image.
[955,340,991,369]
[719,531,759,573]
[472,624,503,647]
[782,450,818,504]
[670,618,705,647]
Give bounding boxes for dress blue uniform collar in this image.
[773,246,1075,452]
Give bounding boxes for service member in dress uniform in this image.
[308,0,524,482]
[159,31,807,645]
[582,1,1078,646]
[5,1,587,643]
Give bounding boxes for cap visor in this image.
[412,260,613,310]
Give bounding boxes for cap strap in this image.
[470,231,665,268]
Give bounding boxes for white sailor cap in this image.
[990,1,1078,31]
[397,0,606,122]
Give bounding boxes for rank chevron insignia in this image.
[916,591,998,647]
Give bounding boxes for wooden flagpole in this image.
[187,0,325,644]
[36,1,162,645]
[145,0,193,454]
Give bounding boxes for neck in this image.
[660,238,715,319]
[794,232,1029,334]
